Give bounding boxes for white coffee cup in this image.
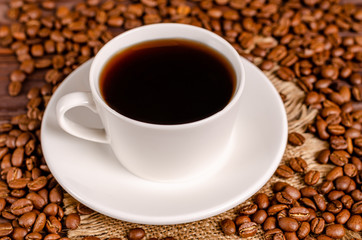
[56,23,245,182]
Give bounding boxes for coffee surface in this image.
[100,39,236,125]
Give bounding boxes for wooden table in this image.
[0,0,89,124]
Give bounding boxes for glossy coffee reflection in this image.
[99,39,236,125]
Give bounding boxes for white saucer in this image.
[41,57,287,225]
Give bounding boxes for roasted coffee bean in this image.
[49,186,63,204]
[310,217,325,234]
[65,213,80,230]
[328,190,345,201]
[26,192,45,210]
[344,163,358,177]
[273,182,290,192]
[313,194,326,211]
[27,176,47,191]
[45,216,61,234]
[283,186,301,200]
[325,224,345,239]
[351,190,362,201]
[288,206,310,221]
[276,209,288,221]
[8,82,22,97]
[238,222,257,238]
[76,202,94,215]
[276,165,294,178]
[351,201,362,214]
[277,67,295,81]
[263,217,276,231]
[0,222,13,237]
[301,198,317,211]
[12,227,28,239]
[316,117,330,140]
[251,210,267,224]
[330,136,348,150]
[276,192,294,204]
[10,198,33,215]
[341,195,354,209]
[322,212,336,224]
[18,211,36,228]
[335,176,352,191]
[301,187,318,197]
[284,231,298,240]
[319,181,334,194]
[278,217,298,232]
[346,215,362,232]
[297,222,310,239]
[260,60,275,71]
[288,132,305,146]
[327,200,343,214]
[220,219,235,235]
[128,228,145,240]
[239,204,258,215]
[264,228,283,240]
[330,151,349,166]
[304,170,320,186]
[33,212,46,233]
[289,157,307,173]
[335,209,351,224]
[254,193,269,209]
[235,216,251,226]
[326,167,343,181]
[267,204,288,216]
[43,203,58,216]
[10,70,26,83]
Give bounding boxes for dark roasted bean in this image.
[310,217,325,234]
[304,170,320,186]
[251,210,267,224]
[278,217,298,232]
[254,193,269,209]
[276,165,294,178]
[325,224,345,239]
[288,132,305,146]
[235,215,251,226]
[288,206,310,221]
[289,157,307,173]
[238,222,257,238]
[220,219,235,235]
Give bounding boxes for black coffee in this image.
[100,39,236,125]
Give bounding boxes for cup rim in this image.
[89,23,245,129]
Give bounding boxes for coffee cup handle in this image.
[56,92,109,144]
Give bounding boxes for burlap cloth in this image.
[61,47,362,240]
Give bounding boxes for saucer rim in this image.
[41,57,287,225]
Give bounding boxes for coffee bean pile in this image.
[0,0,361,239]
[216,0,362,237]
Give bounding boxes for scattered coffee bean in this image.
[325,224,345,239]
[289,157,308,173]
[238,222,257,238]
[278,217,298,232]
[251,209,267,224]
[239,204,258,215]
[220,218,236,236]
[288,132,305,146]
[304,170,321,186]
[254,193,269,209]
[65,213,81,230]
[235,215,251,226]
[276,165,294,178]
[128,228,145,240]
